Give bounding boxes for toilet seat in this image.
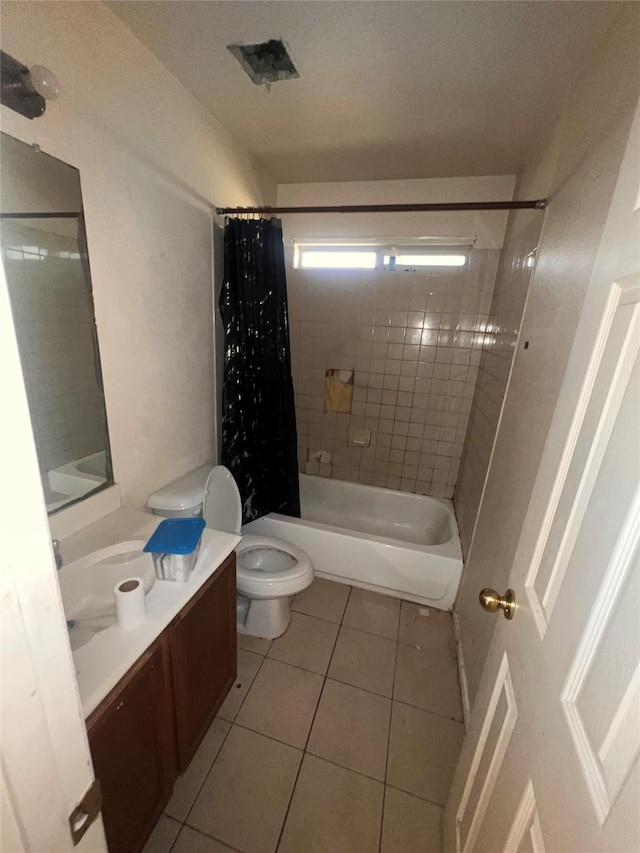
[236,534,313,599]
[202,465,314,610]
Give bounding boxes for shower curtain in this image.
[219,217,300,522]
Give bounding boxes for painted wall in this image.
[454,4,640,711]
[0,131,81,214]
[0,1,276,507]
[278,176,517,250]
[279,176,514,497]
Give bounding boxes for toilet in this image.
[147,464,314,638]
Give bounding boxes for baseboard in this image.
[452,608,471,728]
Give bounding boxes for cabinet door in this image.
[87,633,176,853]
[170,553,237,770]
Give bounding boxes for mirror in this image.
[1,132,113,513]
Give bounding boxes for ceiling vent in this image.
[227,39,299,86]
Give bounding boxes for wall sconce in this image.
[1,50,59,119]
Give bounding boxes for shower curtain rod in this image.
[0,211,82,218]
[215,199,547,216]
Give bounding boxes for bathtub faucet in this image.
[52,539,63,571]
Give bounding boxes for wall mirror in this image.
[1,132,113,513]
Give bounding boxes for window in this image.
[300,249,377,270]
[293,239,472,271]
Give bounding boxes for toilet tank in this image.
[146,464,214,518]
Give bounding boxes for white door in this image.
[0,258,107,852]
[444,107,640,853]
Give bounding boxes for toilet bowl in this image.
[235,533,313,638]
[147,464,314,638]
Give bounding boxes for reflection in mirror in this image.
[1,133,113,513]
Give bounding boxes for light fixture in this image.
[1,50,59,119]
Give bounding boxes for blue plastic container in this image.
[144,518,206,582]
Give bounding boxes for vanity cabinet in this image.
[86,553,237,852]
[170,551,237,770]
[86,633,177,853]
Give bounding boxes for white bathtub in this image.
[242,475,463,610]
[46,450,109,512]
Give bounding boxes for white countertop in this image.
[59,509,240,718]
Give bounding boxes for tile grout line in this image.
[379,597,402,852]
[384,781,448,812]
[177,820,245,852]
[175,717,447,833]
[266,637,462,723]
[171,649,268,841]
[302,585,350,755]
[293,595,405,640]
[227,718,391,788]
[293,744,388,786]
[296,596,459,659]
[221,646,268,725]
[274,584,353,853]
[176,714,235,828]
[166,720,236,853]
[166,587,457,853]
[162,814,182,853]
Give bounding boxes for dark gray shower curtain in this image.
[219,217,300,522]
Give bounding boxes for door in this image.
[0,258,107,851]
[444,107,640,852]
[170,553,236,770]
[87,633,177,853]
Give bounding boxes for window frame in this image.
[292,238,474,272]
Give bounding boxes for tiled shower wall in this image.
[288,249,499,499]
[453,213,543,553]
[1,220,107,476]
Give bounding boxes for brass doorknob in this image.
[479,588,516,620]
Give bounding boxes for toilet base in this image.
[236,595,291,639]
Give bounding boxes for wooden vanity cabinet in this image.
[86,632,177,853]
[86,552,237,852]
[170,552,237,770]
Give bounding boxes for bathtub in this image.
[46,450,109,512]
[242,475,463,610]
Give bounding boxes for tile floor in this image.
[143,579,464,853]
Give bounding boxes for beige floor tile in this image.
[218,650,263,722]
[165,717,231,821]
[173,825,238,853]
[278,754,384,853]
[343,587,401,640]
[328,626,397,697]
[237,633,272,656]
[307,679,391,780]
[188,726,301,853]
[398,602,456,659]
[141,815,180,853]
[267,612,338,675]
[236,658,323,748]
[291,577,351,623]
[387,702,464,805]
[394,644,462,721]
[381,786,443,853]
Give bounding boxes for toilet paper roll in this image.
[114,576,146,630]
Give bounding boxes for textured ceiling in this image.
[107,1,618,183]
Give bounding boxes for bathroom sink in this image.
[57,541,156,651]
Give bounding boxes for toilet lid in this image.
[203,465,242,534]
